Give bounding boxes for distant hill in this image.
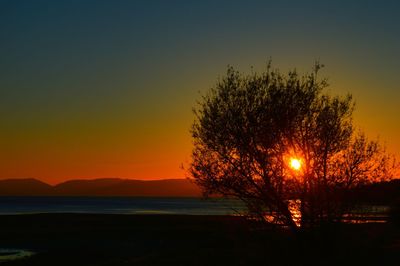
[1,178,398,201]
[0,178,53,196]
[0,178,202,197]
[349,179,400,204]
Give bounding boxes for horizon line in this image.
[0,177,189,186]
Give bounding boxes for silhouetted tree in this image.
[190,62,397,232]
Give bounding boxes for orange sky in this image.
[1,1,399,184]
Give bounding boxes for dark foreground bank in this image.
[0,214,399,266]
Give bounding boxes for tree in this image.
[189,62,397,232]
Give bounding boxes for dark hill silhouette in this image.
[349,179,400,204]
[0,178,53,196]
[0,178,202,197]
[54,178,126,195]
[0,178,398,200]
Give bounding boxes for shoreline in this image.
[0,213,399,265]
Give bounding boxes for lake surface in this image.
[0,197,389,223]
[0,197,247,215]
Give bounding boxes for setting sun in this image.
[290,158,302,171]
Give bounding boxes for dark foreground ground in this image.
[0,214,399,266]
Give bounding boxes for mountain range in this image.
[0,178,399,203]
[0,178,202,197]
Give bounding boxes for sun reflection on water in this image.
[288,199,302,227]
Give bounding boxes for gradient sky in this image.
[1,0,399,184]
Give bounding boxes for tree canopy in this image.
[190,62,397,231]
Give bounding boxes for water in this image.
[0,197,389,224]
[286,200,390,226]
[0,249,35,262]
[0,197,247,215]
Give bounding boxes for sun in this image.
[290,158,302,171]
